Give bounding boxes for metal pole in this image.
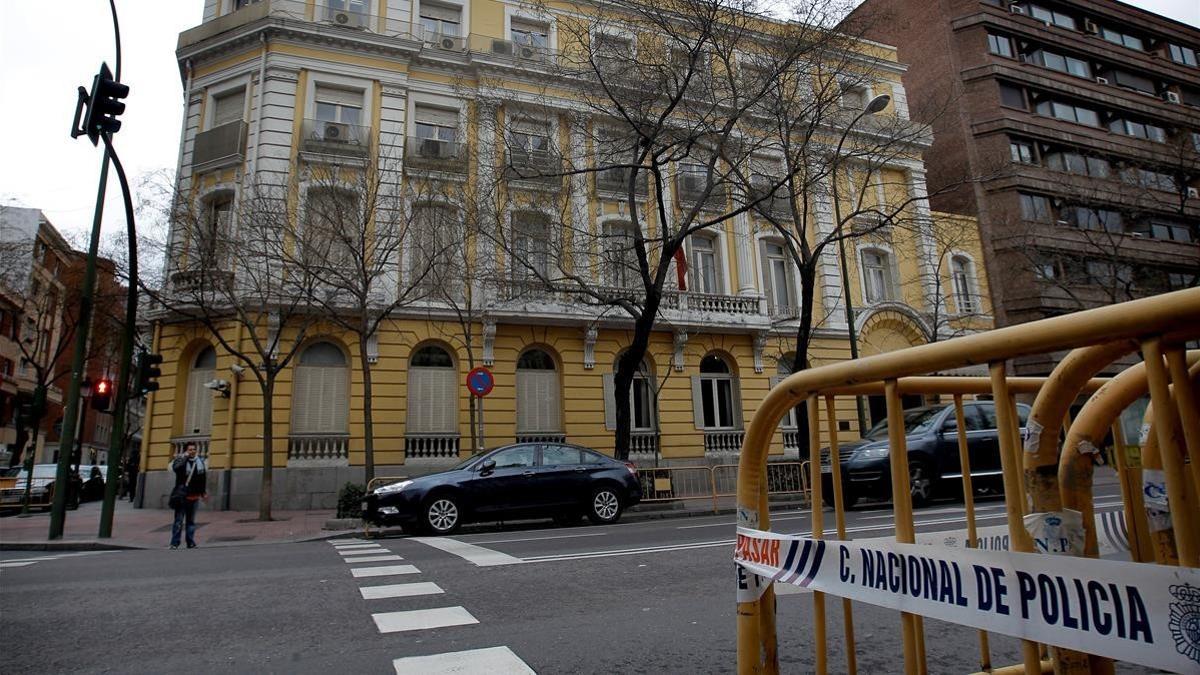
[1141,338,1198,566]
[883,379,919,674]
[823,395,857,675]
[806,400,827,675]
[48,140,110,539]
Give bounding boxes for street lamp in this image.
[833,94,889,436]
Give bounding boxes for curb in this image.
[0,541,149,551]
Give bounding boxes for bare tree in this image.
[140,172,326,521]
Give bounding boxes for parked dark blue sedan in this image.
[363,443,641,534]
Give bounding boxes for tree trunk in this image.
[790,267,820,458]
[359,332,376,483]
[613,301,660,461]
[465,347,478,454]
[259,377,274,521]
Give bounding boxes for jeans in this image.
[170,499,199,547]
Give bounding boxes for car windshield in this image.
[863,407,943,440]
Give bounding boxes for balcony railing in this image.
[171,435,211,459]
[596,167,648,196]
[405,433,460,459]
[629,431,661,462]
[505,149,563,183]
[664,291,761,315]
[287,434,349,462]
[704,430,745,456]
[471,35,557,66]
[192,120,247,171]
[767,302,801,320]
[405,136,467,172]
[300,118,370,158]
[170,268,234,295]
[500,277,569,302]
[677,177,727,209]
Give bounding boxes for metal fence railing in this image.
[638,461,809,513]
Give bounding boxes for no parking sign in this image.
[466,366,494,398]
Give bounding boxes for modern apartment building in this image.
[146,0,994,509]
[847,0,1200,372]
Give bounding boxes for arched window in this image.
[693,353,740,430]
[183,346,217,436]
[290,341,348,435]
[951,256,977,313]
[774,354,798,429]
[516,349,561,436]
[407,345,457,434]
[860,248,896,304]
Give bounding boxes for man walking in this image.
[169,443,207,549]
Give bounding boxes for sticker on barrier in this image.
[859,510,1131,557]
[734,527,1200,673]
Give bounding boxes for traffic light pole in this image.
[48,138,111,539]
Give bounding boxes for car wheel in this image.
[909,462,934,508]
[423,494,461,535]
[587,486,622,525]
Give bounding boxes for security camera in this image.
[203,379,231,397]
[230,364,245,376]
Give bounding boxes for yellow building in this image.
[146,0,994,509]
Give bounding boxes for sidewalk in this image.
[0,496,810,551]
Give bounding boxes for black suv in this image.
[819,401,1031,508]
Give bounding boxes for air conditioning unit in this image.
[681,174,704,195]
[321,121,351,143]
[1083,19,1099,34]
[518,45,539,60]
[437,35,465,51]
[1188,187,1200,199]
[1165,91,1181,104]
[491,39,515,56]
[329,10,364,28]
[1095,76,1109,85]
[1009,4,1024,15]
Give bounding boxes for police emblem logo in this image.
[1169,583,1200,665]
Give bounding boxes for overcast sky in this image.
[1,0,1196,241]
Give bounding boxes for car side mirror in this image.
[479,459,496,474]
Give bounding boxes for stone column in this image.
[733,211,757,296]
[908,168,940,316]
[812,177,847,328]
[566,113,592,281]
[474,100,499,305]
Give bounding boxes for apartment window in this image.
[211,88,246,127]
[1086,260,1134,287]
[690,235,721,294]
[1169,44,1198,67]
[1109,119,1166,143]
[761,241,797,313]
[419,3,461,38]
[860,248,895,304]
[234,0,262,9]
[290,342,349,435]
[328,0,368,12]
[304,188,358,268]
[512,214,550,280]
[1149,221,1194,243]
[508,120,552,157]
[951,256,977,313]
[1010,139,1036,164]
[406,345,457,434]
[516,349,560,435]
[602,223,638,288]
[1062,206,1123,232]
[413,105,458,157]
[593,33,632,73]
[1019,193,1053,223]
[999,83,1026,109]
[602,357,657,432]
[987,33,1014,58]
[1028,5,1076,30]
[510,18,549,49]
[1034,99,1099,126]
[314,85,362,126]
[411,204,460,292]
[1121,167,1176,192]
[1031,50,1090,78]
[1100,27,1144,51]
[1045,151,1109,178]
[196,193,233,266]
[1192,132,1200,152]
[840,84,868,110]
[183,347,216,436]
[696,354,737,430]
[1168,272,1198,289]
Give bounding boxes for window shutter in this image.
[212,89,245,126]
[542,372,560,432]
[331,368,348,432]
[602,374,616,430]
[517,371,533,433]
[691,375,705,429]
[888,254,902,302]
[292,367,312,434]
[420,3,460,21]
[732,377,744,428]
[406,369,427,433]
[416,105,458,127]
[315,85,362,107]
[438,369,457,433]
[185,369,214,435]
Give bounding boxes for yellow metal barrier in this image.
[735,288,1200,675]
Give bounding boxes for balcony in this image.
[504,149,563,184]
[300,118,370,159]
[192,120,247,172]
[179,0,415,50]
[470,36,557,67]
[287,433,349,465]
[171,435,211,460]
[629,431,661,463]
[405,136,467,172]
[665,290,761,315]
[595,167,649,197]
[676,175,727,210]
[704,430,745,456]
[169,268,234,296]
[405,433,459,459]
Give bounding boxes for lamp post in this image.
[833,94,889,436]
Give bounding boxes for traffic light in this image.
[72,62,129,146]
[91,378,113,411]
[134,351,163,397]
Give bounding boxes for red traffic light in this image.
[91,378,114,411]
[95,379,111,395]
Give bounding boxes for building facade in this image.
[847,0,1200,373]
[145,0,995,509]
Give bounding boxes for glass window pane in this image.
[541,445,580,466]
[701,380,716,428]
[717,379,734,428]
[492,446,536,468]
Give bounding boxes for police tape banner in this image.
[735,527,1200,673]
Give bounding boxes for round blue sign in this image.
[467,366,494,397]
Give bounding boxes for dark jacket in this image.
[172,456,208,497]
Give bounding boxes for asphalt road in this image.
[1,482,1147,674]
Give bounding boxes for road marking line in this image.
[339,549,391,556]
[469,532,608,544]
[344,554,403,563]
[360,582,444,600]
[329,539,364,545]
[372,606,478,634]
[351,564,420,578]
[0,561,37,568]
[332,543,380,549]
[411,537,525,566]
[392,646,535,674]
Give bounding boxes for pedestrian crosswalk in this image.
[0,551,112,570]
[328,538,537,673]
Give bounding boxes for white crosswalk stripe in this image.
[351,564,420,578]
[359,582,444,600]
[339,549,391,557]
[372,606,479,633]
[392,646,535,674]
[344,554,404,563]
